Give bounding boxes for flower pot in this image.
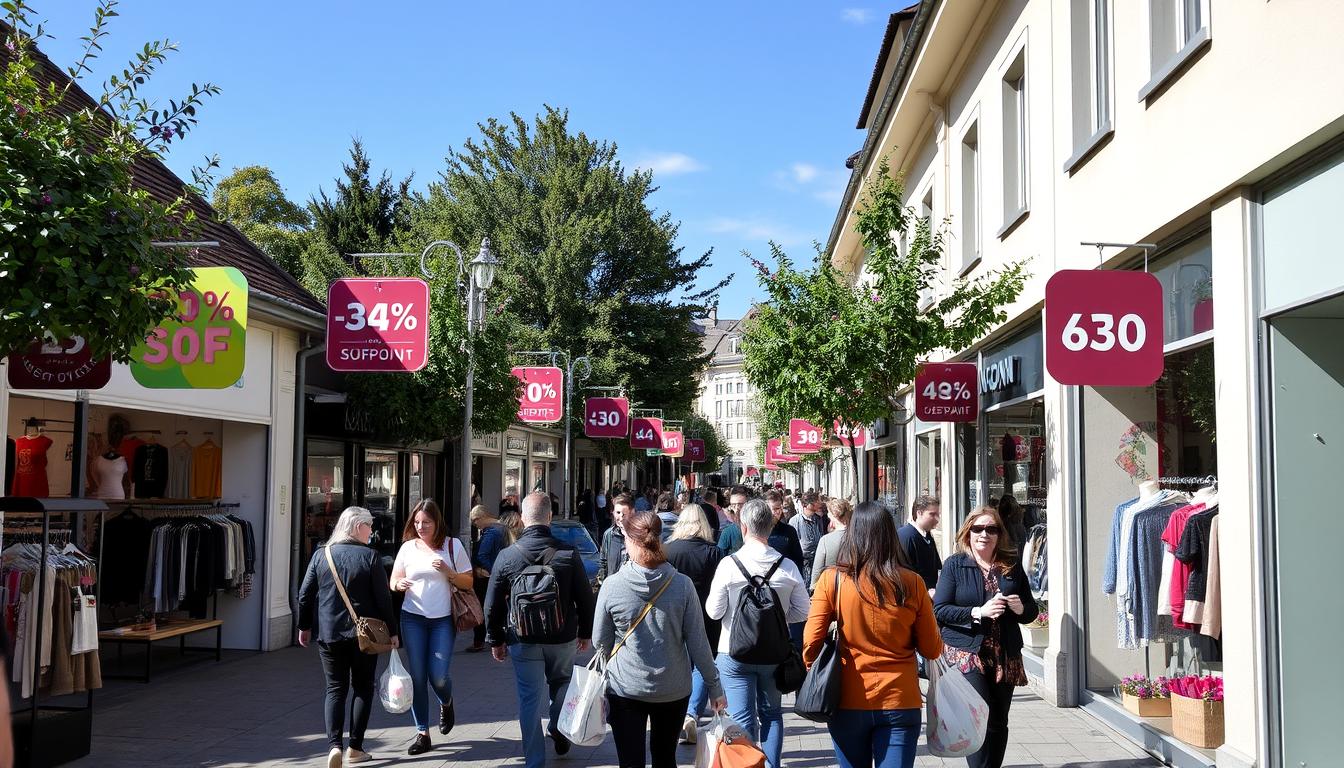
[1024,625,1049,649]
[1122,692,1171,718]
[1171,692,1224,749]
[1193,298,1214,333]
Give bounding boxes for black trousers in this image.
[961,669,1017,768]
[607,692,691,768]
[473,576,490,645]
[318,639,378,750]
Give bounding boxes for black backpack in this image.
[508,548,564,641]
[728,555,792,664]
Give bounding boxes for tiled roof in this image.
[856,5,919,130]
[11,31,325,316]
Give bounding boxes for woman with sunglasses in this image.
[933,506,1038,768]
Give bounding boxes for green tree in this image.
[410,107,728,442]
[0,1,219,359]
[308,138,412,260]
[743,161,1027,497]
[212,165,310,275]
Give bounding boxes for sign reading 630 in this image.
[1045,270,1164,387]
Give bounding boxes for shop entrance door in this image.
[1267,302,1344,768]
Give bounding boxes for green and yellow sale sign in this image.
[131,267,248,388]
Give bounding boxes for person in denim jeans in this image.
[484,493,596,768]
[804,502,944,768]
[390,500,474,755]
[706,499,810,768]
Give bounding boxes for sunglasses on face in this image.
[970,525,1001,536]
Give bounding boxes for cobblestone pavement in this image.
[68,636,1158,767]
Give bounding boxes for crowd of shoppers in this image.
[297,482,1039,768]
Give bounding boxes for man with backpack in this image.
[705,498,811,768]
[484,492,597,768]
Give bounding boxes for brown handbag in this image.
[448,539,484,632]
[325,545,395,655]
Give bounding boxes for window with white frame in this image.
[960,122,980,272]
[728,336,740,355]
[1001,50,1028,227]
[1145,0,1209,96]
[715,383,722,395]
[736,382,743,394]
[716,401,722,419]
[1069,0,1111,161]
[918,187,935,309]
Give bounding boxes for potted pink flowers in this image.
[1169,675,1224,748]
[1023,610,1049,649]
[1118,674,1171,717]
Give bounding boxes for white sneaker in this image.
[346,747,372,764]
[680,715,698,745]
[327,746,343,768]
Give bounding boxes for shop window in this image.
[1150,234,1213,344]
[504,458,523,501]
[986,400,1047,516]
[958,421,979,521]
[915,430,943,503]
[304,440,346,564]
[531,460,547,493]
[364,450,400,561]
[1081,343,1219,725]
[873,445,901,511]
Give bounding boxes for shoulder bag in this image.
[794,568,845,722]
[448,538,485,632]
[325,545,395,655]
[609,576,674,657]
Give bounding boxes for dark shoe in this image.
[550,728,571,756]
[407,732,431,755]
[439,700,455,735]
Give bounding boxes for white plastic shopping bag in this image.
[379,650,413,714]
[695,713,763,768]
[925,657,990,758]
[557,653,609,746]
[71,588,99,655]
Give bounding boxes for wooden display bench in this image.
[99,618,223,683]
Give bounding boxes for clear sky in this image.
[32,1,891,318]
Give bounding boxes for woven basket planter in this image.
[1171,692,1224,749]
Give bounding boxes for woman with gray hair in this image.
[298,507,400,768]
[705,499,811,768]
[664,504,725,743]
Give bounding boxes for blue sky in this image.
[33,2,890,318]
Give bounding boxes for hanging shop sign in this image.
[629,416,664,449]
[787,418,824,454]
[745,466,760,477]
[1045,270,1164,386]
[7,335,111,390]
[767,437,800,464]
[833,420,867,448]
[326,277,430,372]
[915,362,979,422]
[687,438,706,462]
[583,397,630,438]
[979,324,1045,408]
[131,266,248,388]
[512,366,564,423]
[661,430,685,458]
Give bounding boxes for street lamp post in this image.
[459,240,499,534]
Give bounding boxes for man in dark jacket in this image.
[598,492,634,581]
[764,489,806,573]
[485,493,596,765]
[898,495,944,596]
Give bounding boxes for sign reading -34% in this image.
[914,362,979,422]
[326,278,429,372]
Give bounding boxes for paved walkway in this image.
[69,635,1158,768]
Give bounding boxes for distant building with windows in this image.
[695,307,759,483]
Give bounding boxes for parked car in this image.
[549,518,600,584]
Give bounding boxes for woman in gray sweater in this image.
[594,510,726,768]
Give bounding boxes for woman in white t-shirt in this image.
[389,500,473,755]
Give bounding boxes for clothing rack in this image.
[1155,475,1217,487]
[1,497,108,767]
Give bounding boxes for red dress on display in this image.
[12,434,53,497]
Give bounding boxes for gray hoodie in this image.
[594,561,724,703]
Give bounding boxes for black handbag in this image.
[775,647,806,694]
[794,569,844,722]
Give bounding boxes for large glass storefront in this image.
[1078,233,1222,759]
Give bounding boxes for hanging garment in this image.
[90,455,128,500]
[1176,506,1219,625]
[5,437,15,495]
[1124,500,1187,644]
[12,435,53,497]
[133,443,170,498]
[191,441,222,499]
[167,441,193,498]
[1200,516,1222,639]
[1162,503,1206,632]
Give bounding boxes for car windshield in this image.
[551,523,598,554]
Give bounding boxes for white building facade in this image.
[831,3,1344,768]
[695,312,762,484]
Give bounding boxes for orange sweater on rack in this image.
[803,567,944,711]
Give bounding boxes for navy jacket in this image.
[933,552,1038,654]
[297,542,398,644]
[484,525,596,647]
[897,522,943,591]
[768,521,806,575]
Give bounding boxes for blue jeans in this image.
[827,708,921,768]
[509,642,576,768]
[716,655,784,768]
[688,666,710,720]
[400,611,456,733]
